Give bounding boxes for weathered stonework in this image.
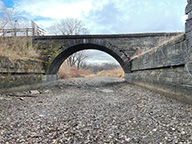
[33,33,181,75]
[186,0,192,56]
[130,66,192,104]
[0,74,43,89]
[0,56,45,74]
[0,56,47,92]
[128,1,192,104]
[131,35,188,71]
[130,33,192,104]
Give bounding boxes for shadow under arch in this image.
[47,43,131,75]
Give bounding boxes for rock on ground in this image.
[0,76,192,143]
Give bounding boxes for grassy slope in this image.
[0,37,40,60]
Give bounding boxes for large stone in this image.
[29,90,40,95]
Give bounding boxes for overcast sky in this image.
[2,0,187,33]
[1,0,188,64]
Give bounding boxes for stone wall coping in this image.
[34,32,184,40]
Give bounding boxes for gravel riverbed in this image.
[0,76,192,143]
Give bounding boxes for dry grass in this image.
[0,37,40,60]
[58,63,125,79]
[84,74,96,77]
[97,68,124,78]
[57,62,93,79]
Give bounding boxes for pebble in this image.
[29,90,40,95]
[0,76,191,143]
[171,127,176,131]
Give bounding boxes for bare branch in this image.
[0,0,29,30]
[48,18,89,69]
[48,17,88,35]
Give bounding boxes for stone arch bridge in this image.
[1,0,191,103]
[33,32,182,80]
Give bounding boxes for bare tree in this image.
[0,0,29,36]
[85,63,120,73]
[49,18,89,69]
[67,51,89,69]
[0,1,10,29]
[48,25,59,35]
[48,18,88,35]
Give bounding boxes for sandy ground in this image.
[0,76,192,143]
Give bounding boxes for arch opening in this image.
[58,49,124,79]
[47,43,130,76]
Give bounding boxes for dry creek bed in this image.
[0,76,192,143]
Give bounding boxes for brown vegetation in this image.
[58,62,124,79]
[85,63,120,74]
[97,68,124,78]
[0,37,40,60]
[57,62,93,79]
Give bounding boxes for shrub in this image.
[57,62,93,79]
[97,68,124,78]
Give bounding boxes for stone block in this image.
[131,35,187,71]
[185,1,192,14]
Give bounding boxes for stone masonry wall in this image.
[0,56,46,92]
[130,0,192,104]
[131,35,188,70]
[34,33,181,73]
[130,34,192,104]
[0,56,44,73]
[186,0,192,58]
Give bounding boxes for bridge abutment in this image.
[42,74,58,82]
[124,73,132,83]
[128,0,192,104]
[186,0,192,55]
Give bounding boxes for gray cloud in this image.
[84,0,187,33]
[16,0,187,33]
[84,2,121,33]
[85,50,119,64]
